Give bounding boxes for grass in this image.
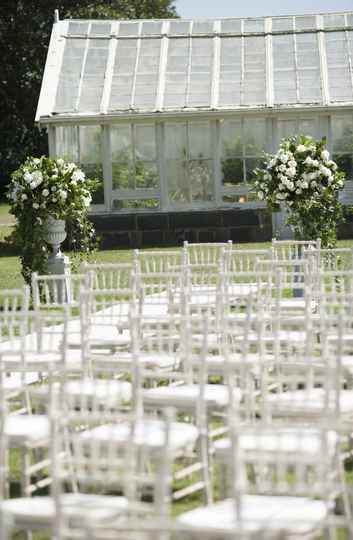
[2,202,352,539]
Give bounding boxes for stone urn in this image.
[44,216,67,260]
[43,216,71,279]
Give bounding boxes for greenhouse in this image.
[36,11,353,244]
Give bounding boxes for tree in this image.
[0,0,178,196]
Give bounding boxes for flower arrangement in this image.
[253,135,346,247]
[7,156,99,284]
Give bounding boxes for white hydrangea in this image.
[71,169,85,183]
[42,189,49,197]
[278,164,287,173]
[286,168,296,178]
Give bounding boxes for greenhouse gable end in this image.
[36,12,353,246]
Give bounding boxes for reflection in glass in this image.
[222,158,244,186]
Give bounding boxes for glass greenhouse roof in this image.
[36,12,353,121]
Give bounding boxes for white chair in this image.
[272,238,321,260]
[183,241,232,267]
[0,378,174,539]
[134,248,185,273]
[178,422,340,539]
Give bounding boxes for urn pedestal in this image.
[44,217,71,302]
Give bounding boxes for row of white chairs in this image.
[0,239,353,538]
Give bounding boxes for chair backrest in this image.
[134,249,185,273]
[83,262,137,293]
[224,248,272,272]
[183,241,232,266]
[272,238,321,260]
[32,273,85,314]
[50,379,174,538]
[136,270,186,317]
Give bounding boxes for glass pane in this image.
[165,123,187,159]
[221,19,242,33]
[135,161,159,188]
[188,38,213,107]
[272,18,293,31]
[109,40,138,110]
[244,18,264,33]
[221,120,243,158]
[78,39,110,112]
[56,126,79,162]
[112,162,131,190]
[333,154,353,180]
[135,125,156,160]
[331,115,353,152]
[325,32,353,101]
[55,39,86,112]
[273,35,297,104]
[112,199,160,210]
[111,125,132,162]
[169,21,191,34]
[219,37,242,106]
[82,163,104,204]
[296,33,322,103]
[166,160,190,204]
[79,126,102,163]
[189,159,213,201]
[243,36,266,105]
[222,158,244,186]
[189,122,211,159]
[134,39,161,108]
[164,39,189,107]
[245,158,262,182]
[277,119,298,141]
[243,118,266,154]
[298,118,317,137]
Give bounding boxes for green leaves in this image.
[7,156,99,284]
[252,135,346,248]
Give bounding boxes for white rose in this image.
[278,164,287,172]
[311,159,319,167]
[51,186,57,192]
[21,194,28,201]
[280,154,289,164]
[296,145,307,153]
[56,159,64,167]
[295,188,302,194]
[288,160,297,168]
[32,171,43,184]
[32,202,39,209]
[82,194,92,207]
[321,150,330,161]
[71,170,85,182]
[301,181,308,189]
[287,168,296,178]
[24,172,33,183]
[42,189,49,197]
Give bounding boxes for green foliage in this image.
[7,156,99,284]
[0,0,178,196]
[253,135,346,248]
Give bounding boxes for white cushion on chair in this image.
[214,428,338,464]
[177,496,328,536]
[143,384,241,409]
[267,388,353,416]
[1,493,128,528]
[5,415,50,446]
[81,419,199,452]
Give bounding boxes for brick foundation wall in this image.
[89,208,273,248]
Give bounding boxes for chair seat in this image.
[214,428,338,464]
[1,493,128,528]
[143,384,241,410]
[267,388,353,416]
[5,415,50,446]
[177,495,328,536]
[92,351,179,371]
[33,379,132,407]
[80,419,199,453]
